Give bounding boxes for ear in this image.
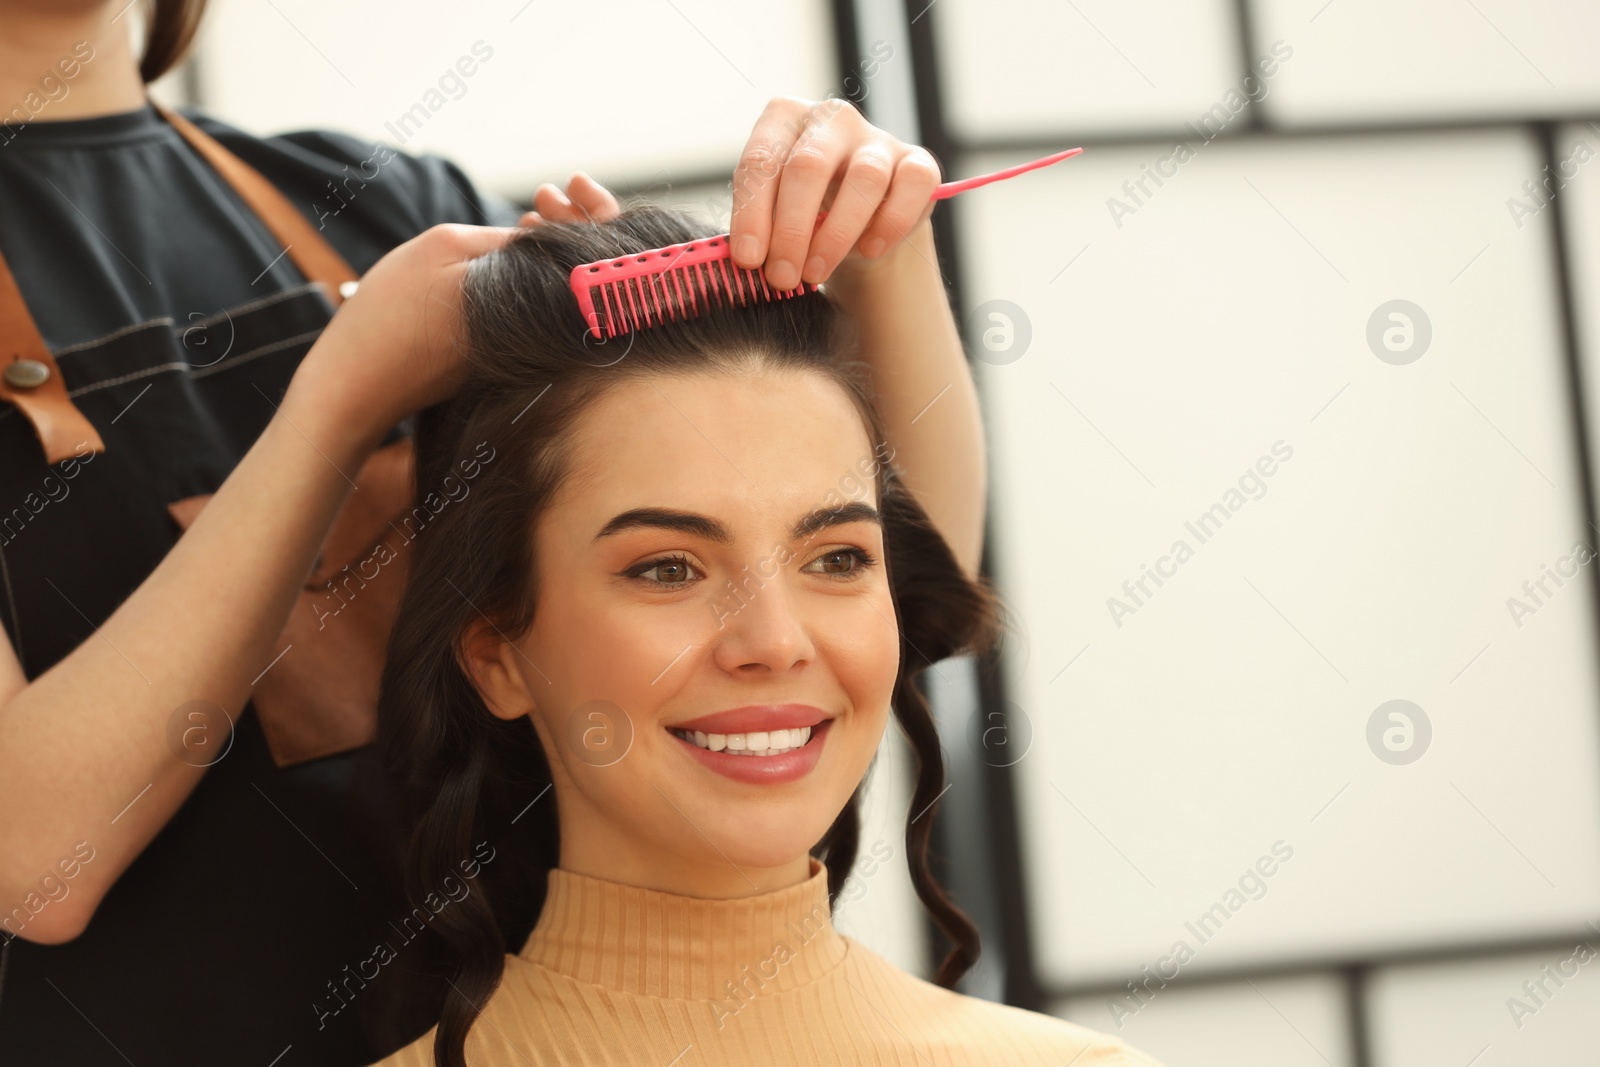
[457,616,537,721]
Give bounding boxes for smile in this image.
[665,719,833,785]
[667,725,813,755]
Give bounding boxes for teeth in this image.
[671,725,814,755]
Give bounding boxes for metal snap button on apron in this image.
[4,358,50,388]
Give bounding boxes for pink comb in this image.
[569,146,1084,339]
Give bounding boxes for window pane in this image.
[1252,0,1600,125]
[1369,951,1600,1066]
[929,0,1242,140]
[1057,973,1352,1067]
[956,131,1600,986]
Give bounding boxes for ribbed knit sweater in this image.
[369,856,1165,1066]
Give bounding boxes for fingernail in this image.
[767,259,796,287]
[860,237,887,258]
[733,234,760,266]
[803,255,826,283]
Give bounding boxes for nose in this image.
[708,565,816,675]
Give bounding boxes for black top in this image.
[0,104,521,1067]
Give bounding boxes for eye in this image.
[627,553,701,587]
[803,547,878,579]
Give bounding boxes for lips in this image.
[666,717,832,785]
[665,703,830,735]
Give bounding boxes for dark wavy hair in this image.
[376,205,1004,1066]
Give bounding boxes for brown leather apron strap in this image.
[0,99,360,465]
[0,253,104,464]
[153,104,359,303]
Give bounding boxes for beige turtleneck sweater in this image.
[369,856,1165,1066]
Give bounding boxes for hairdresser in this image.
[0,1,983,1064]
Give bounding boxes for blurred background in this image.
[150,1,1600,1064]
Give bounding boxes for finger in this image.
[764,124,851,290]
[435,223,523,261]
[534,182,581,222]
[566,172,620,222]
[518,210,544,227]
[728,98,810,271]
[800,143,894,284]
[858,146,941,258]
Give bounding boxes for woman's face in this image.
[472,365,899,894]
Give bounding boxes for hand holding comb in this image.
[569,146,1084,339]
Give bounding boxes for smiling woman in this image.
[367,206,1165,1067]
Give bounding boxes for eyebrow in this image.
[593,501,882,545]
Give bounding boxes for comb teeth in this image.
[570,235,817,340]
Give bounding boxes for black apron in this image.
[0,102,423,1067]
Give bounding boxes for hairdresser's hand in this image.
[518,173,621,226]
[286,223,521,461]
[728,96,940,291]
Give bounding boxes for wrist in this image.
[279,361,388,471]
[824,216,940,311]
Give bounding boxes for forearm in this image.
[0,371,371,942]
[829,218,987,578]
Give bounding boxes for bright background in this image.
[152,1,1600,1063]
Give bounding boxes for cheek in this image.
[817,590,900,723]
[521,574,696,794]
[527,570,690,708]
[810,595,899,802]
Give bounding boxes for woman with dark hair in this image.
[365,206,1164,1067]
[0,4,987,1066]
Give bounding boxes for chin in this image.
[650,782,848,873]
[718,793,844,859]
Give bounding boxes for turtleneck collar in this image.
[517,855,849,1000]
